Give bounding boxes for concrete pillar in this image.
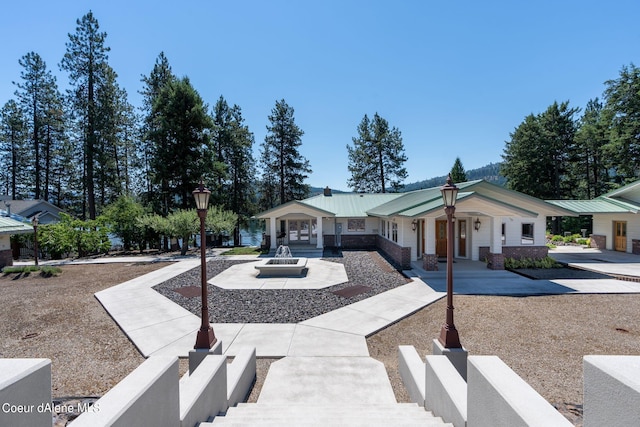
[316,216,323,249]
[269,217,277,249]
[425,217,436,254]
[433,339,468,381]
[490,216,502,254]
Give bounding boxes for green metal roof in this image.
[547,199,637,214]
[0,216,33,235]
[301,193,402,217]
[366,181,482,217]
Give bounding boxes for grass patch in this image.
[219,246,267,256]
[2,265,62,277]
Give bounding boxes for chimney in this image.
[323,186,332,197]
[3,201,10,216]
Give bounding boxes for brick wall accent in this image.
[0,249,13,269]
[486,252,505,270]
[375,235,411,270]
[479,246,548,262]
[422,253,438,271]
[341,234,377,249]
[261,234,271,250]
[590,234,606,250]
[633,239,640,255]
[322,234,376,249]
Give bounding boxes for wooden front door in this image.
[458,219,467,257]
[436,220,447,257]
[614,221,627,252]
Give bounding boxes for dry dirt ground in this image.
[0,262,172,397]
[2,262,639,426]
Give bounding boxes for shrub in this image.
[504,256,562,269]
[551,235,564,242]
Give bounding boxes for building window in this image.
[347,218,365,232]
[381,220,386,236]
[311,219,317,237]
[392,222,398,242]
[521,223,534,245]
[501,223,506,245]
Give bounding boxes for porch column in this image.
[316,216,323,249]
[422,217,439,271]
[488,216,504,270]
[270,217,277,249]
[490,216,502,254]
[426,217,436,254]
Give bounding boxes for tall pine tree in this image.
[0,100,28,199]
[603,63,640,184]
[60,10,110,219]
[259,99,311,208]
[14,52,60,199]
[347,113,407,193]
[149,77,213,211]
[501,101,578,200]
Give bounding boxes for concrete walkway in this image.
[94,255,444,358]
[86,247,640,410]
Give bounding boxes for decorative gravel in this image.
[153,250,411,323]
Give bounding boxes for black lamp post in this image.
[32,216,39,267]
[193,180,216,349]
[438,174,462,348]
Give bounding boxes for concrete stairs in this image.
[203,403,453,426]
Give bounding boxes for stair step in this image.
[225,405,436,418]
[206,403,453,426]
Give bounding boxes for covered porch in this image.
[255,201,335,251]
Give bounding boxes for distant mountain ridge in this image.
[401,162,505,192]
[311,162,505,195]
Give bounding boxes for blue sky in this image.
[1,1,639,191]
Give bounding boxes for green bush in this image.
[1,265,61,277]
[551,235,564,242]
[504,256,562,269]
[575,238,589,246]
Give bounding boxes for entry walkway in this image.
[94,256,444,358]
[411,247,640,295]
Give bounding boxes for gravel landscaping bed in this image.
[153,250,411,323]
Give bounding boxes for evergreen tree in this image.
[208,97,256,235]
[259,99,311,208]
[0,100,28,198]
[148,77,213,211]
[13,52,59,199]
[602,63,640,184]
[501,101,578,199]
[60,10,110,219]
[573,98,611,198]
[139,52,175,205]
[449,157,467,183]
[346,113,407,193]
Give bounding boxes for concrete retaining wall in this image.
[467,356,572,427]
[425,355,467,427]
[583,355,640,427]
[70,356,179,427]
[0,359,52,427]
[180,355,227,427]
[398,345,425,405]
[227,347,257,407]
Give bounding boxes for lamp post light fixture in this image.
[32,216,39,267]
[438,174,462,349]
[474,218,481,231]
[193,180,216,349]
